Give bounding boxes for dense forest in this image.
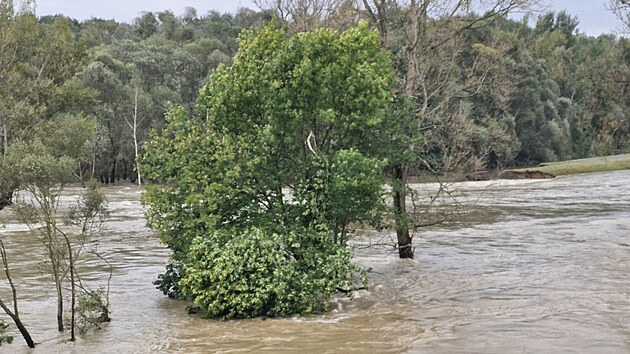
[0,0,628,190]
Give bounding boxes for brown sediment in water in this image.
[466,170,555,181]
[2,171,630,353]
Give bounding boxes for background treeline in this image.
[415,11,630,172]
[1,3,272,186]
[0,1,629,187]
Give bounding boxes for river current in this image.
[0,170,629,353]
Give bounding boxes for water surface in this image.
[1,170,629,353]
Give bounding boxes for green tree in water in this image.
[6,117,111,342]
[142,22,394,318]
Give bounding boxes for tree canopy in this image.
[142,22,394,318]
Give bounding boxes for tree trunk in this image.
[393,164,413,258]
[45,226,65,333]
[63,233,75,341]
[0,240,35,348]
[47,225,64,332]
[134,133,141,186]
[10,313,35,348]
[110,162,116,184]
[130,87,142,186]
[56,282,64,332]
[363,0,418,258]
[2,121,7,158]
[0,188,13,210]
[0,302,36,348]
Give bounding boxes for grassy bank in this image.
[513,153,630,176]
[409,153,630,183]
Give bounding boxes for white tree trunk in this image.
[127,88,143,186]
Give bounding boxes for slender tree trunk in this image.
[0,302,35,348]
[46,228,64,332]
[0,240,35,348]
[91,154,96,180]
[12,314,35,348]
[129,88,142,186]
[2,121,7,158]
[62,233,75,341]
[55,277,64,332]
[110,161,116,184]
[133,114,141,186]
[45,223,64,332]
[389,0,421,259]
[393,164,413,258]
[363,0,415,258]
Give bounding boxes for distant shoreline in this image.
[512,153,630,176]
[410,153,630,183]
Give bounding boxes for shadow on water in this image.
[0,170,629,353]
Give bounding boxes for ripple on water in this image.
[3,171,630,353]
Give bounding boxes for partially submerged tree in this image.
[64,181,111,335]
[8,139,75,333]
[356,0,541,258]
[256,0,543,258]
[6,119,110,341]
[143,22,393,317]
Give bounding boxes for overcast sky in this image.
[36,0,625,37]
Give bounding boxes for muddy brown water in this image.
[0,170,629,353]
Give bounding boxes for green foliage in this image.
[294,151,386,243]
[179,227,364,319]
[0,320,14,346]
[154,260,184,299]
[6,139,75,190]
[142,105,263,257]
[143,23,392,318]
[74,288,111,335]
[65,180,110,230]
[6,121,111,339]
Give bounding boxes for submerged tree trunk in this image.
[55,273,64,332]
[12,314,34,348]
[393,164,413,258]
[62,232,75,341]
[0,240,35,348]
[46,222,64,332]
[363,0,417,259]
[0,299,35,348]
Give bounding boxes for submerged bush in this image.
[75,289,111,334]
[179,227,365,319]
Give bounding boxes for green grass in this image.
[512,153,630,176]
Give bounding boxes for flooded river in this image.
[1,170,629,353]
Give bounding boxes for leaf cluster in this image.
[0,320,13,345]
[180,226,364,319]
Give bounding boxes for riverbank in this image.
[410,153,630,183]
[512,153,630,176]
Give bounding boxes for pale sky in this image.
[36,0,625,37]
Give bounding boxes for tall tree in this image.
[143,23,393,317]
[6,118,109,339]
[359,0,540,258]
